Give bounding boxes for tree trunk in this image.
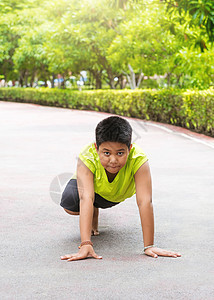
[176,74,182,87]
[4,74,7,87]
[90,70,102,89]
[167,72,172,87]
[106,67,116,89]
[120,75,127,89]
[19,77,23,87]
[92,46,116,89]
[108,78,115,89]
[95,76,102,89]
[51,73,55,88]
[24,71,28,87]
[128,64,136,89]
[19,70,26,87]
[88,72,93,89]
[136,71,144,88]
[30,70,36,87]
[123,64,140,89]
[61,75,65,89]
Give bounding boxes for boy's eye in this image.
[118,152,124,156]
[104,152,110,155]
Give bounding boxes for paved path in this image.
[1,101,214,300]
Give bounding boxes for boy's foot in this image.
[91,229,100,236]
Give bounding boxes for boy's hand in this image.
[144,247,181,258]
[60,245,102,262]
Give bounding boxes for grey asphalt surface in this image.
[1,101,214,300]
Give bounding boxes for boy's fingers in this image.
[60,253,78,260]
[67,253,102,261]
[67,253,86,261]
[150,252,158,258]
[148,248,182,258]
[60,254,76,260]
[61,251,102,261]
[157,250,181,257]
[92,252,102,259]
[67,256,82,262]
[168,252,179,257]
[145,250,158,258]
[170,251,181,257]
[171,253,181,257]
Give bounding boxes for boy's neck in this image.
[105,169,118,183]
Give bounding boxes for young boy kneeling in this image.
[60,116,181,261]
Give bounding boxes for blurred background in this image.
[0,0,213,90]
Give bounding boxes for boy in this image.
[60,116,181,261]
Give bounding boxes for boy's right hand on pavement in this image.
[60,245,102,261]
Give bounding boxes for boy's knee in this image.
[63,208,79,215]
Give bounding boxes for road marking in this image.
[148,122,214,149]
[148,123,173,133]
[178,133,214,149]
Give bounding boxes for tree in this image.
[108,2,184,88]
[13,25,52,86]
[0,0,46,84]
[0,0,213,89]
[173,47,214,88]
[44,0,128,89]
[164,0,214,44]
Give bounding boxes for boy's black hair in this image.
[95,116,132,149]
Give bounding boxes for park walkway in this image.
[0,101,214,300]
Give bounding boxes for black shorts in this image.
[60,179,120,212]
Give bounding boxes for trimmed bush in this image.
[0,87,213,136]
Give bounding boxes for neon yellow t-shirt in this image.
[78,143,148,203]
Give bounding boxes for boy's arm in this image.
[77,158,95,242]
[61,159,102,262]
[134,161,181,258]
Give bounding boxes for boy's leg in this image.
[60,179,80,213]
[64,207,99,235]
[61,179,120,235]
[61,179,100,235]
[92,207,99,236]
[63,208,79,215]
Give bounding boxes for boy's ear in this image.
[94,143,98,151]
[129,144,133,151]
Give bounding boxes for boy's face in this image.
[95,141,132,174]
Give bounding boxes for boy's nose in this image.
[110,156,117,163]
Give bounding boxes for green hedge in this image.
[0,87,213,136]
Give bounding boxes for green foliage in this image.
[0,0,40,13]
[174,47,214,88]
[0,87,213,136]
[164,0,214,43]
[0,0,213,89]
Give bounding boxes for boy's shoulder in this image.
[129,143,147,159]
[78,143,98,174]
[127,143,148,175]
[79,142,97,159]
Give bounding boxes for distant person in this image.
[60,116,181,261]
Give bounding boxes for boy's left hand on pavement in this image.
[144,247,181,258]
[60,245,102,262]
